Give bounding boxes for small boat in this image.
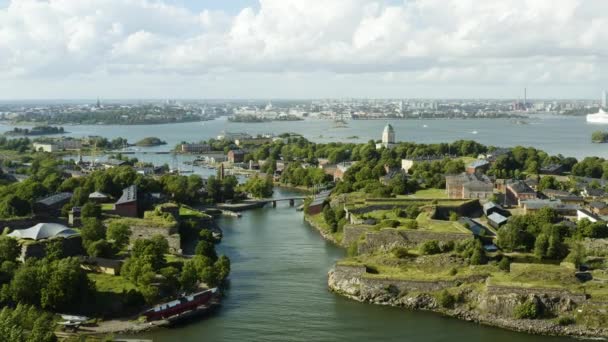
[142,288,219,322]
[587,109,608,124]
[60,314,89,322]
[423,124,428,128]
[471,130,478,134]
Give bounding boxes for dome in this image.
[383,123,394,134]
[8,223,78,240]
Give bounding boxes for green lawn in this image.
[415,212,470,234]
[179,206,205,218]
[339,253,496,281]
[359,210,469,234]
[404,188,448,199]
[101,203,114,211]
[88,273,137,293]
[488,263,581,290]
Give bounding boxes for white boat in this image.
[587,109,608,124]
[471,130,478,134]
[60,314,89,322]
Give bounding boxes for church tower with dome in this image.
[377,123,396,149]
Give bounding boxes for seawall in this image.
[328,264,608,338]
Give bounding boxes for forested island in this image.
[592,130,608,143]
[135,137,167,147]
[228,114,303,122]
[9,105,204,125]
[4,126,65,136]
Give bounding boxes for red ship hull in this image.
[143,288,218,321]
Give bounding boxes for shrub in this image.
[440,241,455,253]
[437,290,455,308]
[557,316,575,326]
[449,212,459,221]
[513,301,539,319]
[347,242,358,257]
[402,219,418,230]
[381,219,400,228]
[469,249,487,265]
[393,208,406,218]
[405,204,420,219]
[498,257,511,272]
[448,267,458,276]
[420,240,441,255]
[392,247,411,259]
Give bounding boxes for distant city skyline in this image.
[1,0,607,99]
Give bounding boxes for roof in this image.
[578,209,602,221]
[89,191,109,199]
[103,159,127,166]
[483,201,499,211]
[487,212,508,225]
[468,159,489,169]
[483,244,499,252]
[590,201,608,209]
[459,217,490,236]
[116,185,137,205]
[8,223,78,240]
[383,123,394,133]
[522,199,580,211]
[507,180,535,194]
[584,187,607,197]
[36,192,73,206]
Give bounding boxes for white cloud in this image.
[0,0,607,98]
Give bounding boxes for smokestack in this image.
[524,87,527,107]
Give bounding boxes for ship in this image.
[586,109,608,124]
[142,288,219,322]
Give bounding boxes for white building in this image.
[33,143,58,152]
[376,123,396,149]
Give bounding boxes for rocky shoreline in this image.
[327,266,608,339]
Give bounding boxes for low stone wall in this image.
[129,224,181,254]
[481,285,586,318]
[357,228,470,255]
[433,200,482,220]
[342,225,372,247]
[20,236,84,260]
[329,264,486,302]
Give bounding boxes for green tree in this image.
[80,203,101,219]
[0,236,20,262]
[565,243,586,268]
[534,233,548,259]
[80,218,106,248]
[214,255,231,282]
[0,195,31,218]
[106,222,131,251]
[179,260,199,291]
[195,240,218,261]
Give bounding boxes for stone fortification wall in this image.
[356,228,470,255]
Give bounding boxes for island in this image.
[135,136,167,147]
[592,130,608,143]
[3,126,608,339]
[5,125,65,136]
[228,114,303,122]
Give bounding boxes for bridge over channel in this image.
[215,197,307,211]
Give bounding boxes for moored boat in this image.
[142,288,219,322]
[586,108,608,124]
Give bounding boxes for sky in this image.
[1,0,607,100]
